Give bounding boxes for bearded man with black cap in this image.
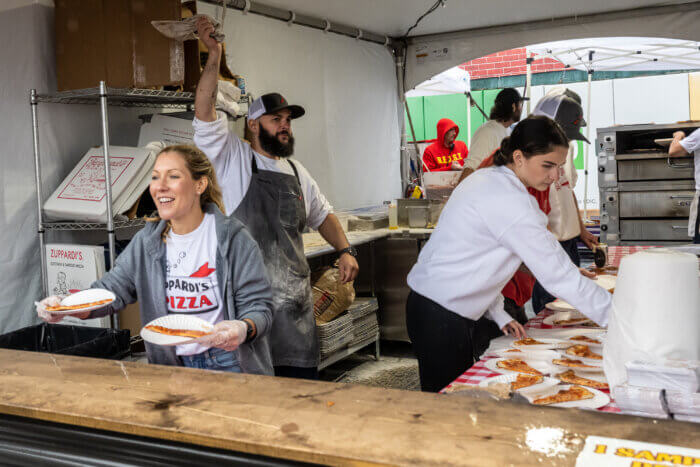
[192,17,359,379]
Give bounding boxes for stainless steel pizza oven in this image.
[597,122,698,245]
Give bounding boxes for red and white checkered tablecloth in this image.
[441,246,655,414]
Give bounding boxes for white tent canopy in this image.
[405,66,470,97]
[526,37,700,218]
[528,37,700,72]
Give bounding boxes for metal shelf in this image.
[36,87,194,108]
[42,218,147,231]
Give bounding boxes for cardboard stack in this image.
[317,298,379,359]
[43,146,156,222]
[45,244,110,328]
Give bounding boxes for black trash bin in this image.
[0,323,130,360]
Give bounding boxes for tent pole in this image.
[525,53,533,115]
[583,57,594,222]
[404,101,424,176]
[466,92,471,147]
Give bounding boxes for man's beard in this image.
[258,123,295,158]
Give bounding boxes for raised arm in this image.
[194,17,222,122]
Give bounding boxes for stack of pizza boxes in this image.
[45,243,110,328]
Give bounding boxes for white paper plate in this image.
[487,348,562,361]
[592,274,616,292]
[559,347,604,366]
[485,357,555,376]
[552,370,609,389]
[524,384,610,409]
[49,289,116,315]
[545,299,577,312]
[140,315,213,347]
[551,358,604,373]
[512,338,570,350]
[542,311,597,328]
[478,374,560,394]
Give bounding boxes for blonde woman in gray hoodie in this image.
[36,145,274,375]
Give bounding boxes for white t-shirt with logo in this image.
[548,142,581,241]
[165,213,224,356]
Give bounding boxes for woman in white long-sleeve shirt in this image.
[406,116,612,392]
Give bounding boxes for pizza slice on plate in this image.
[569,335,602,345]
[511,374,543,391]
[566,344,603,360]
[532,385,594,405]
[554,317,592,326]
[556,370,609,390]
[496,359,543,375]
[552,358,599,369]
[144,325,210,339]
[514,338,546,346]
[45,298,113,312]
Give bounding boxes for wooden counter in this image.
[0,349,697,466]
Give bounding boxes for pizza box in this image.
[137,113,195,147]
[43,146,155,222]
[45,243,110,328]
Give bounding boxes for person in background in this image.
[406,116,611,392]
[529,89,600,312]
[192,17,359,379]
[422,118,469,171]
[458,88,528,182]
[669,127,700,243]
[36,145,274,375]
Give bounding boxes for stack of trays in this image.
[613,385,670,419]
[317,298,379,358]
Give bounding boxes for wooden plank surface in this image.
[0,349,697,466]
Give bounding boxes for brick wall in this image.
[460,47,565,80]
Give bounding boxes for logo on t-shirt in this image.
[165,262,219,314]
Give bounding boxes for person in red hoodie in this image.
[422,118,469,171]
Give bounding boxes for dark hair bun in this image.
[492,116,568,166]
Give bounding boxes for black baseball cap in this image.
[533,93,589,143]
[495,88,529,107]
[248,93,305,120]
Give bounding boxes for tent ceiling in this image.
[249,0,698,38]
[528,37,700,72]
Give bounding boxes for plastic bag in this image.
[312,267,355,324]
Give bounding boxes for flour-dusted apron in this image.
[233,155,318,367]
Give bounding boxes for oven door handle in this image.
[669,195,695,200]
[666,157,694,169]
[671,224,689,230]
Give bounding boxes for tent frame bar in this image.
[199,0,396,48]
[405,2,700,45]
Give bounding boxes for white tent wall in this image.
[0,1,143,334]
[196,2,402,211]
[405,4,700,90]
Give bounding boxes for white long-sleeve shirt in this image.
[407,165,612,328]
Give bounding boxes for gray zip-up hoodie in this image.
[90,204,274,375]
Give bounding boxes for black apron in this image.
[233,155,318,367]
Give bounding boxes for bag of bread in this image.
[312,267,355,324]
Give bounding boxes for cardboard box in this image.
[45,243,110,328]
[55,0,184,91]
[118,302,142,337]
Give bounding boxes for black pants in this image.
[504,297,528,325]
[531,236,581,313]
[406,290,502,393]
[274,366,319,380]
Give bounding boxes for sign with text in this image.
[576,436,700,467]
